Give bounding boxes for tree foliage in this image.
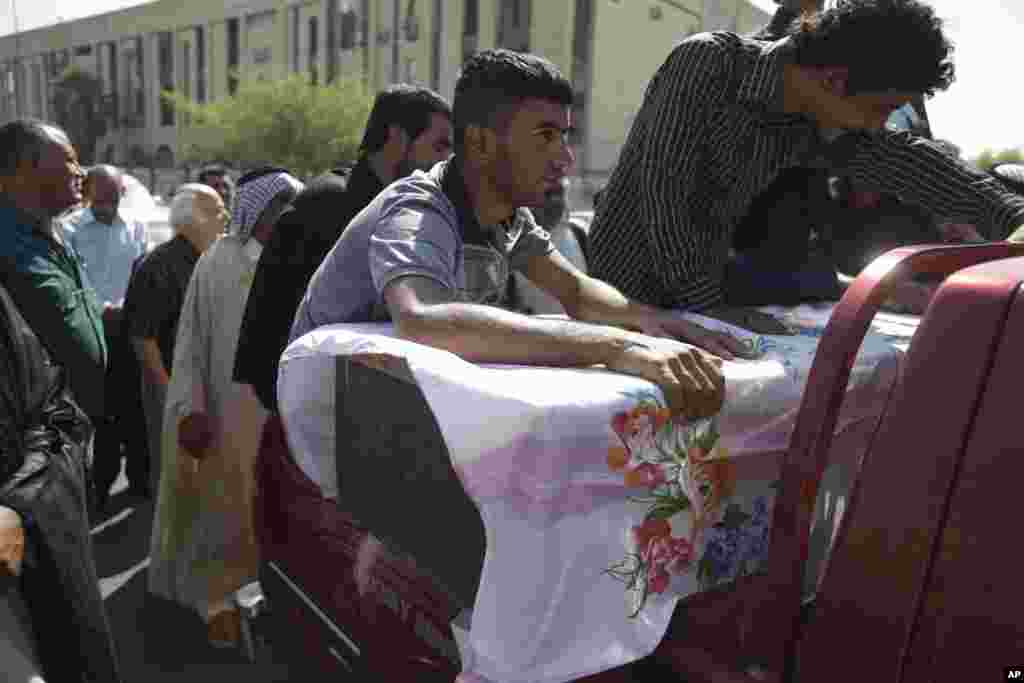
[972,147,1024,172]
[51,66,108,165]
[165,74,373,178]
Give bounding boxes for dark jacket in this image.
[0,198,107,418]
[0,281,122,683]
[234,163,382,411]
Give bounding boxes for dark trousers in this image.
[92,310,150,498]
[727,167,841,306]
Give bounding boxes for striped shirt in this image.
[589,32,1024,311]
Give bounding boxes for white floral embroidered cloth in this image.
[278,304,918,683]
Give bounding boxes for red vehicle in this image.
[255,243,1024,681]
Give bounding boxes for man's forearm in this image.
[132,337,169,386]
[569,275,663,332]
[396,302,641,366]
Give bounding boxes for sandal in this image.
[206,608,241,649]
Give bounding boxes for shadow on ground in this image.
[93,484,323,682]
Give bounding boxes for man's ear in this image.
[820,67,850,96]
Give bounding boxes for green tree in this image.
[165,74,373,178]
[972,147,1024,172]
[51,66,108,165]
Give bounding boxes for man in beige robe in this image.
[148,169,303,646]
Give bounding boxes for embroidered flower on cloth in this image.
[604,391,760,617]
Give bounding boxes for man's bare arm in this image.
[131,337,170,387]
[384,276,725,419]
[522,250,751,359]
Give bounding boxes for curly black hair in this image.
[453,49,574,153]
[790,0,955,97]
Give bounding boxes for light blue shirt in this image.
[61,208,147,307]
[886,103,921,132]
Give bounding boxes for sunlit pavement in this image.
[91,465,320,682]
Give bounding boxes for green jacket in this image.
[0,196,107,418]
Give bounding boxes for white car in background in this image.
[121,174,173,250]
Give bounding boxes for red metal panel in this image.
[904,267,1024,681]
[799,256,1024,682]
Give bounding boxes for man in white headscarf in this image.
[148,167,303,647]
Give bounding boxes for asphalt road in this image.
[92,467,318,683]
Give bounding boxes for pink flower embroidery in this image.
[623,462,667,489]
[642,534,695,593]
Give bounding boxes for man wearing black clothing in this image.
[0,280,122,683]
[233,84,452,411]
[589,0,1024,331]
[123,183,226,490]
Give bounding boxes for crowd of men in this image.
[3,0,1024,680]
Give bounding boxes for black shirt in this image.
[233,161,384,411]
[123,234,200,373]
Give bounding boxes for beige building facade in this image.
[0,0,770,191]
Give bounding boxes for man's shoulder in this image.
[670,31,747,60]
[135,237,178,272]
[366,169,457,229]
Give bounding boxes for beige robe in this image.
[148,235,268,619]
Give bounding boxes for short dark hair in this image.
[359,84,452,156]
[453,49,574,153]
[0,118,68,176]
[790,0,954,97]
[197,164,231,185]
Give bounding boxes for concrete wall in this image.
[585,0,702,181]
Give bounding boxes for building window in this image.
[154,145,174,169]
[340,7,358,50]
[130,145,147,168]
[571,0,593,151]
[430,0,442,90]
[104,42,118,128]
[464,0,478,36]
[463,0,479,61]
[31,63,44,118]
[158,32,174,126]
[497,0,530,52]
[184,40,193,98]
[195,26,206,103]
[326,0,338,82]
[308,16,319,85]
[119,37,145,128]
[403,0,420,43]
[227,18,240,95]
[291,7,301,73]
[74,45,93,57]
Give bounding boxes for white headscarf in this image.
[230,171,305,241]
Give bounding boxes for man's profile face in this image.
[193,191,229,241]
[88,174,123,225]
[813,70,915,131]
[399,113,453,177]
[832,91,915,131]
[492,98,575,208]
[25,128,84,214]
